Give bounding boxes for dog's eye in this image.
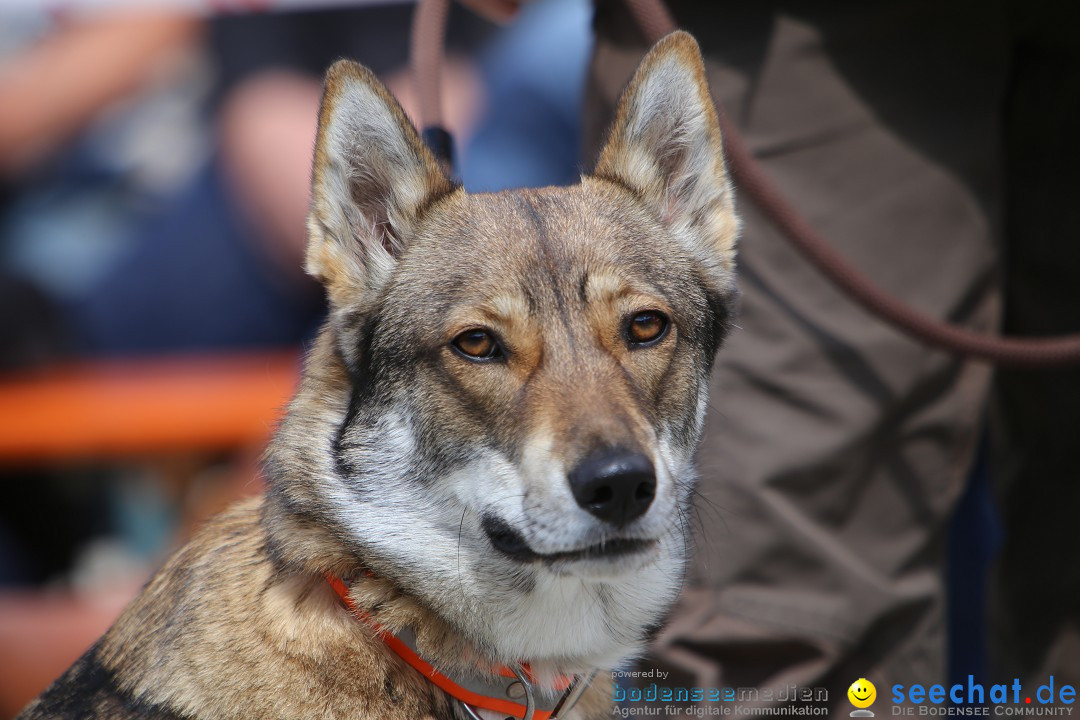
[451,329,504,361]
[626,311,669,346]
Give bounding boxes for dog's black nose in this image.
[569,450,656,526]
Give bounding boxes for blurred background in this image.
[1,0,1077,717]
[0,0,591,713]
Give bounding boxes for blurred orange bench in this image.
[0,352,301,462]
[0,352,302,716]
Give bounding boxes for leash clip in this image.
[458,666,596,720]
[459,664,534,720]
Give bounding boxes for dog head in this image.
[279,31,737,670]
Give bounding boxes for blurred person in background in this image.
[0,11,202,369]
[0,8,325,361]
[0,3,492,363]
[461,0,592,191]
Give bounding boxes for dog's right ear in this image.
[307,60,454,311]
[594,31,737,295]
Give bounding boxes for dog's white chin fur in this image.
[475,534,686,669]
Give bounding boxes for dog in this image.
[18,30,738,720]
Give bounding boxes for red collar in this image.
[326,573,594,720]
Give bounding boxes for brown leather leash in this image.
[411,0,1080,367]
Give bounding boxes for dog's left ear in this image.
[594,31,738,292]
[306,60,454,311]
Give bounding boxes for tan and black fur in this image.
[19,31,738,720]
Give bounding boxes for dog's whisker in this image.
[456,507,469,604]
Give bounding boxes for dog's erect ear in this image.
[307,60,454,310]
[594,31,738,291]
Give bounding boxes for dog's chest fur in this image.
[21,499,443,718]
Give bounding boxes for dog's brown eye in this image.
[452,329,503,360]
[626,311,669,346]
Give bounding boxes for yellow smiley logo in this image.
[848,678,877,709]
